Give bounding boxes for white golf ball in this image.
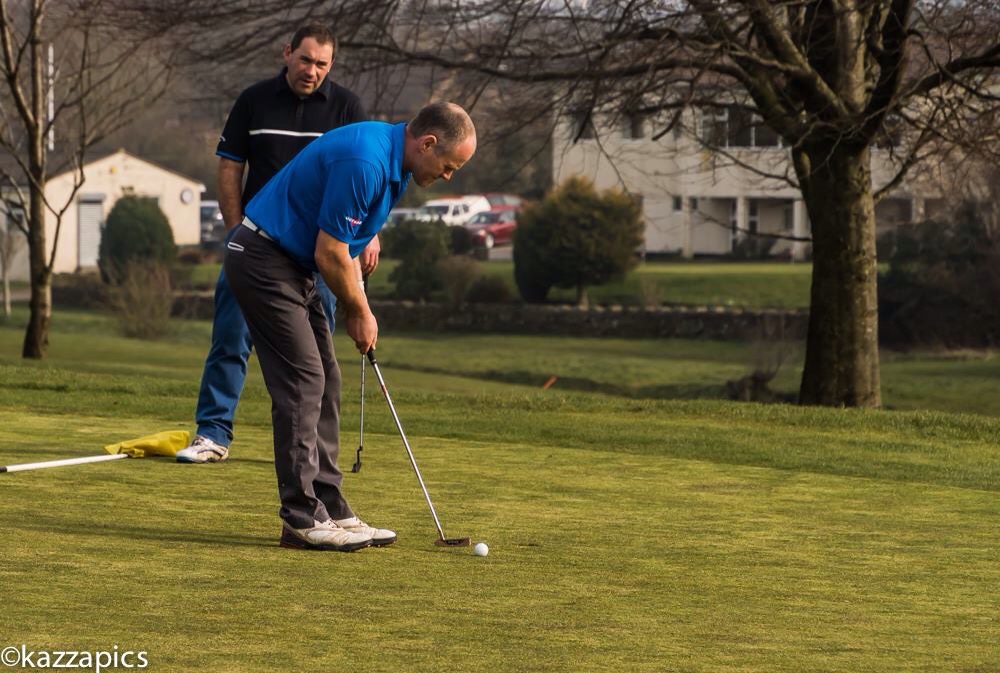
[473,542,489,557]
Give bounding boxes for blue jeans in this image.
[194,231,337,447]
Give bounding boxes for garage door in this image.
[77,195,105,269]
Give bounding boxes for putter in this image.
[351,351,365,472]
[366,348,471,547]
[351,275,369,474]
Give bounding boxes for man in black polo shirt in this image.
[178,23,378,463]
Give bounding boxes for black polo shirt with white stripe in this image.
[216,68,366,205]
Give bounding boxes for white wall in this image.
[552,110,937,255]
[43,150,204,274]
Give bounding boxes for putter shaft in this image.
[352,351,365,473]
[366,349,451,543]
[352,275,369,474]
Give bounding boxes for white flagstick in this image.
[0,453,129,473]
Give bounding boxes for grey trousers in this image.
[224,225,354,529]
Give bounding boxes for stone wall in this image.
[170,292,808,341]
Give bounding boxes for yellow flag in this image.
[103,430,191,458]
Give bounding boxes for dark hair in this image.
[409,102,475,150]
[289,23,337,56]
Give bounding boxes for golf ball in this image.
[473,542,489,557]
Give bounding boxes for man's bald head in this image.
[404,102,477,187]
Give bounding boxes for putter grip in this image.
[366,348,377,365]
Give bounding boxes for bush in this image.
[177,247,209,265]
[436,255,480,309]
[514,176,644,305]
[449,226,474,255]
[729,235,777,260]
[98,196,176,284]
[51,272,108,310]
[387,219,449,301]
[879,201,1000,348]
[105,262,174,339]
[513,231,553,302]
[466,274,513,304]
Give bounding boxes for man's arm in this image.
[217,158,246,230]
[315,230,377,353]
[358,234,380,276]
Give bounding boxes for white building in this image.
[552,108,942,261]
[4,149,205,281]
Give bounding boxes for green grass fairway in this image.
[0,310,998,671]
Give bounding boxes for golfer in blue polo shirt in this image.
[224,102,477,552]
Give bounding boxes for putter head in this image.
[434,537,471,547]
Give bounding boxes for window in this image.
[728,106,753,147]
[701,105,782,148]
[874,114,904,149]
[783,203,794,231]
[6,205,25,228]
[700,108,728,147]
[571,111,596,140]
[754,121,780,147]
[730,200,760,234]
[623,112,646,140]
[672,196,683,211]
[689,197,699,211]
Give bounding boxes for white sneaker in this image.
[280,519,372,552]
[176,435,230,463]
[335,516,397,547]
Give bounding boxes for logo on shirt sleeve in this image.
[345,216,363,228]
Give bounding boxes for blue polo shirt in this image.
[245,121,410,271]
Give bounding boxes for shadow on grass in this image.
[17,518,273,548]
[387,363,727,400]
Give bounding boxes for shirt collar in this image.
[390,122,410,186]
[274,67,331,101]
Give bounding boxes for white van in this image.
[415,195,491,226]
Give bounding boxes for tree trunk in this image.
[576,284,588,308]
[795,143,881,407]
[22,181,51,358]
[22,27,50,359]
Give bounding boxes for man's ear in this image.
[282,44,292,60]
[420,134,439,152]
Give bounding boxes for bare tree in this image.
[145,0,1000,408]
[0,0,175,358]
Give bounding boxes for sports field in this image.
[1,309,997,671]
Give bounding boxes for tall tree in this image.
[147,0,1000,407]
[0,0,174,358]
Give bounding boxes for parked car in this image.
[464,207,519,249]
[480,192,524,209]
[386,207,419,227]
[415,195,491,226]
[200,200,224,244]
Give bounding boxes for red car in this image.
[464,207,519,249]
